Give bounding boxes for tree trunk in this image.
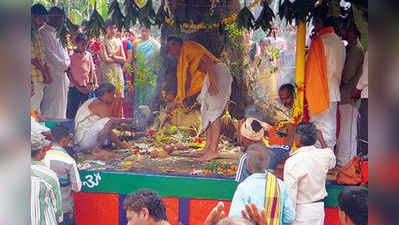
[160,0,290,125]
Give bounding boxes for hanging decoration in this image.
[254,0,275,32]
[109,0,125,31]
[134,0,149,8]
[85,5,105,38]
[136,0,156,27]
[124,0,139,31]
[164,0,262,30]
[155,0,168,28]
[56,13,79,47]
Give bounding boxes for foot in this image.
[92,149,116,159]
[197,151,220,162]
[190,148,210,157]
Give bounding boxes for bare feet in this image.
[197,151,220,162]
[92,149,116,159]
[190,147,210,157]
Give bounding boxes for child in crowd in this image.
[43,125,82,225]
[67,33,97,119]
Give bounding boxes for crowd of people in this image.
[30,2,368,225]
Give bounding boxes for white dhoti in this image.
[293,202,325,225]
[310,102,337,149]
[337,104,358,166]
[197,63,232,131]
[74,98,111,152]
[41,68,69,119]
[31,82,46,114]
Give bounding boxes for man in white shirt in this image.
[284,122,336,225]
[352,51,368,156]
[308,5,346,150]
[40,7,71,119]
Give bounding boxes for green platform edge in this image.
[79,170,354,207]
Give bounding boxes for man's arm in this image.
[284,123,295,148]
[283,160,299,207]
[317,130,328,148]
[341,47,364,85]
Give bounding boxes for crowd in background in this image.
[30,2,368,225]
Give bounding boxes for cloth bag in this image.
[337,157,362,185]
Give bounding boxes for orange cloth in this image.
[31,106,39,122]
[305,27,334,115]
[176,41,220,103]
[268,125,287,146]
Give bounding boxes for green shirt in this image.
[31,161,63,225]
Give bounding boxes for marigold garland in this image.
[164,0,261,30]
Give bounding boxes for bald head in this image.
[246,144,270,173]
[215,217,255,225]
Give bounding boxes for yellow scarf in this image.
[176,41,220,103]
[305,27,334,115]
[265,172,281,225]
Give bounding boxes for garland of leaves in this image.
[50,0,367,47]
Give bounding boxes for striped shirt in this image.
[31,161,63,225]
[43,146,82,214]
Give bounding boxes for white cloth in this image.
[356,51,368,99]
[31,116,50,136]
[39,24,70,119]
[337,104,358,166]
[321,32,346,102]
[284,145,336,207]
[198,63,232,131]
[31,82,46,114]
[310,102,338,149]
[293,202,325,225]
[74,98,110,152]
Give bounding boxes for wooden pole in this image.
[292,21,306,124]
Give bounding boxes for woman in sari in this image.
[99,19,126,117]
[134,25,161,108]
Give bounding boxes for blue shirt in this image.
[229,173,295,225]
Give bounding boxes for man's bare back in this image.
[88,98,113,118]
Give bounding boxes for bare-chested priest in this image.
[74,82,130,157]
[166,37,233,162]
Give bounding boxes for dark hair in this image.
[279,83,295,97]
[75,33,88,43]
[96,82,115,97]
[167,36,183,45]
[123,189,167,222]
[246,144,270,173]
[48,7,64,16]
[338,187,368,225]
[295,122,318,146]
[31,4,48,16]
[81,19,90,27]
[313,4,335,27]
[51,125,70,143]
[251,120,262,132]
[104,19,114,30]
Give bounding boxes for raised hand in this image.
[241,203,268,225]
